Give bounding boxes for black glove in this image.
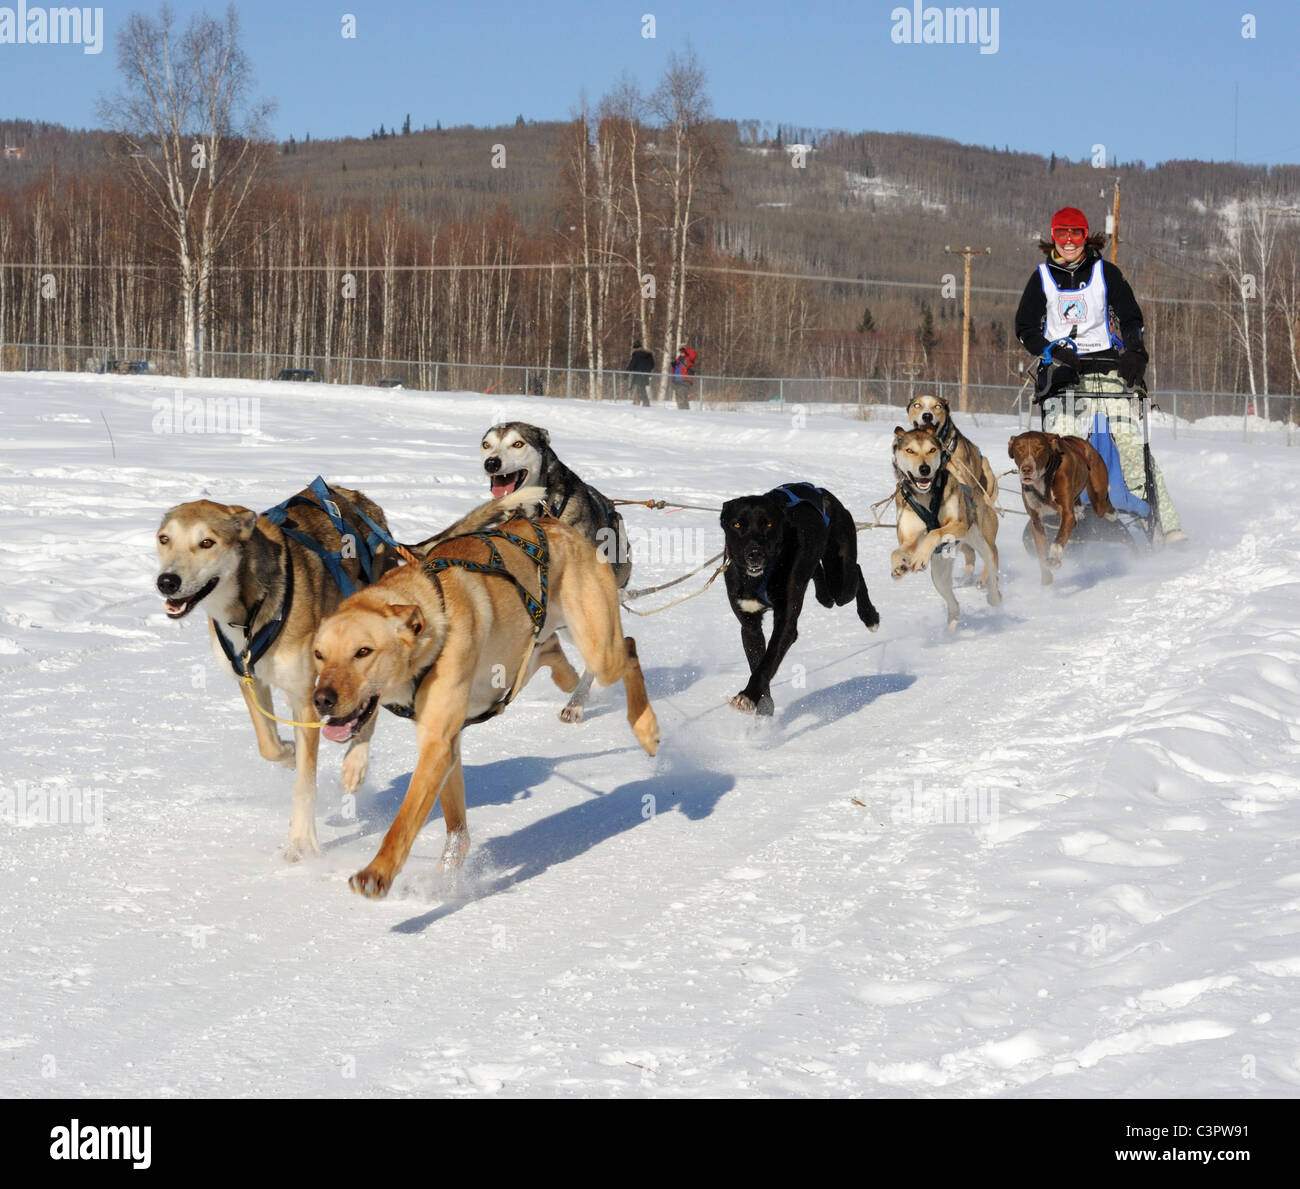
[1034,358,1078,403]
[1049,341,1079,367]
[1118,349,1146,388]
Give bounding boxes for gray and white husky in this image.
[481,421,632,721]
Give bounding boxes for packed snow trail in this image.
[0,373,1297,1097]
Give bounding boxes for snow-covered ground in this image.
[1,372,1298,1099]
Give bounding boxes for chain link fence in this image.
[3,342,1296,442]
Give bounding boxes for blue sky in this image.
[1,0,1297,166]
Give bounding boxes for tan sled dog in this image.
[311,497,660,899]
[906,393,1000,578]
[155,484,395,859]
[891,426,1001,629]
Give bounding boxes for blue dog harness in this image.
[770,482,832,526]
[216,476,403,680]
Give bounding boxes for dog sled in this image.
[1022,349,1165,556]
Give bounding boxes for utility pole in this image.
[1108,178,1121,266]
[944,245,990,412]
[566,225,576,399]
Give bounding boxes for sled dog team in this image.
[154,402,1112,898]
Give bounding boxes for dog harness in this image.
[215,477,407,681]
[900,469,949,533]
[214,546,295,681]
[263,476,395,599]
[770,482,832,527]
[548,485,621,539]
[733,484,833,610]
[932,417,958,466]
[383,521,551,726]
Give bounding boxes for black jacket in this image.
[627,348,654,374]
[1014,248,1147,366]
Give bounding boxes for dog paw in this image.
[284,833,321,863]
[986,589,1002,607]
[349,866,391,898]
[946,617,960,631]
[910,558,929,574]
[266,740,295,768]
[730,691,774,715]
[436,830,470,872]
[559,703,585,724]
[633,708,660,756]
[1048,543,1064,564]
[341,745,369,794]
[891,562,908,579]
[1040,571,1054,586]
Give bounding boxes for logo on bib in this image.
[1059,297,1086,322]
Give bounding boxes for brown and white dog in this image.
[310,494,660,899]
[155,485,395,859]
[1008,431,1116,584]
[906,393,1000,578]
[891,426,1001,629]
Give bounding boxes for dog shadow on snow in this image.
[777,672,916,741]
[387,755,734,933]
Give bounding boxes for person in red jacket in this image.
[672,345,698,386]
[671,345,698,410]
[1015,206,1186,544]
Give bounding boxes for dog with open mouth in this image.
[154,484,396,859]
[719,483,880,716]
[891,427,1001,629]
[906,392,1001,580]
[310,489,659,898]
[480,421,631,722]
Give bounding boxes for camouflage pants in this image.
[1041,373,1182,534]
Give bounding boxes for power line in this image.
[0,258,1230,306]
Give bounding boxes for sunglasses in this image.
[1052,227,1087,243]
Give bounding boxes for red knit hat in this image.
[1051,206,1089,236]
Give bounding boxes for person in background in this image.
[1015,206,1186,544]
[627,340,654,406]
[672,344,698,388]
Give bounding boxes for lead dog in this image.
[481,421,630,722]
[907,393,1000,579]
[155,484,396,859]
[891,427,1001,628]
[720,483,879,716]
[1008,431,1116,584]
[311,492,660,898]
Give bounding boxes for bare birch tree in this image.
[100,5,272,376]
[649,49,716,408]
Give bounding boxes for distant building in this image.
[3,144,28,162]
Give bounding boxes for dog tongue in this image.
[490,476,512,497]
[321,719,356,744]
